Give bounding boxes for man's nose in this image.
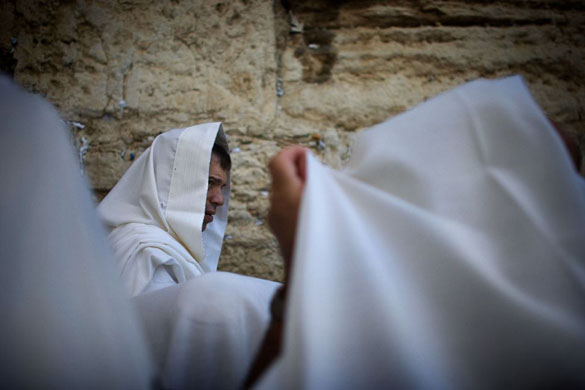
[210,188,224,206]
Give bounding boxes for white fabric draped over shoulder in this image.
[98,123,231,296]
[258,76,585,388]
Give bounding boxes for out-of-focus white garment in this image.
[258,76,585,389]
[0,77,153,388]
[134,272,280,390]
[98,123,231,296]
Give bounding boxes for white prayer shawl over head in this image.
[98,123,230,296]
[258,76,585,389]
[0,77,153,387]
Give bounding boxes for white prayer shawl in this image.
[258,76,585,388]
[96,123,281,389]
[133,272,280,390]
[98,123,230,296]
[0,76,153,388]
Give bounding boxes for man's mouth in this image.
[204,211,215,224]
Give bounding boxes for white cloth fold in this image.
[98,123,231,296]
[134,272,280,390]
[258,76,585,389]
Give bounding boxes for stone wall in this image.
[2,0,584,281]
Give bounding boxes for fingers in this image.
[267,146,309,273]
[268,146,308,189]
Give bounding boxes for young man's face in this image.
[202,152,228,231]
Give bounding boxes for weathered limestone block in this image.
[280,23,585,133]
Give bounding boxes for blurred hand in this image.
[244,147,307,388]
[267,146,308,276]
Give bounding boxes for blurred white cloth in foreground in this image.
[134,272,279,389]
[258,76,585,389]
[0,77,153,388]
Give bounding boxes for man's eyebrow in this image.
[208,176,226,184]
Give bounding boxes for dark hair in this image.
[212,144,231,171]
